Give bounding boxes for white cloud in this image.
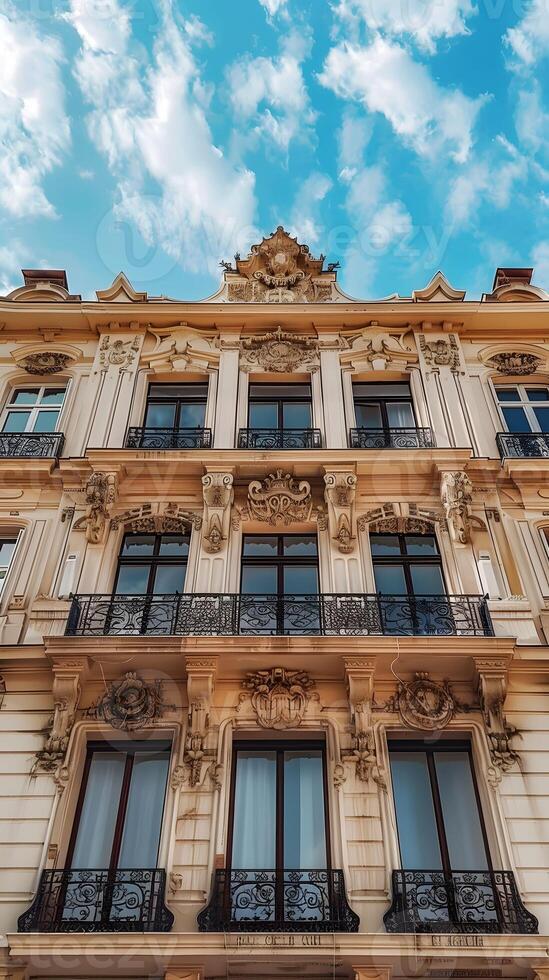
[0,240,32,293]
[445,138,528,226]
[338,111,372,181]
[531,241,549,288]
[505,0,549,67]
[227,29,316,152]
[67,0,256,276]
[335,0,476,53]
[258,0,288,17]
[514,84,549,154]
[183,14,214,47]
[319,37,487,162]
[0,4,70,218]
[288,171,332,245]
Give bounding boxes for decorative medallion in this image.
[387,672,457,730]
[419,334,461,372]
[247,470,313,525]
[241,667,318,730]
[237,326,319,372]
[19,352,71,375]
[87,672,172,730]
[485,352,542,376]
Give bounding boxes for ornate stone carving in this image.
[184,657,217,787]
[87,672,172,730]
[343,658,385,787]
[207,761,224,791]
[33,659,88,776]
[486,351,542,375]
[419,334,461,372]
[333,763,346,788]
[202,471,234,553]
[222,226,337,303]
[169,872,183,894]
[98,334,141,371]
[19,351,71,375]
[247,470,313,525]
[241,667,318,730]
[235,326,319,373]
[386,672,457,731]
[83,471,117,543]
[111,503,201,533]
[440,470,473,544]
[324,470,356,554]
[474,658,520,775]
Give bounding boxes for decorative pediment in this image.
[246,470,314,525]
[111,503,202,533]
[11,344,81,375]
[484,267,549,303]
[218,226,340,303]
[340,328,416,371]
[412,271,466,302]
[479,346,547,376]
[145,325,220,374]
[232,327,320,373]
[96,272,148,303]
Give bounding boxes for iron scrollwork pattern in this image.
[66,592,493,637]
[349,427,435,450]
[0,432,64,458]
[238,428,322,449]
[496,432,549,458]
[383,869,538,935]
[17,868,174,933]
[197,869,359,932]
[126,427,212,449]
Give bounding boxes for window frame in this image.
[1,384,67,434]
[240,533,319,597]
[113,532,191,596]
[0,532,21,597]
[247,382,313,430]
[370,532,446,597]
[66,740,172,871]
[495,383,549,433]
[144,382,209,430]
[352,381,416,430]
[388,738,492,874]
[226,739,331,872]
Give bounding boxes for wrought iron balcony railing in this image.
[66,592,493,637]
[497,432,549,459]
[197,869,359,932]
[237,427,322,449]
[383,869,538,935]
[0,432,64,458]
[126,426,212,450]
[17,868,173,933]
[349,427,435,450]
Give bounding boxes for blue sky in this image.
[1,0,549,301]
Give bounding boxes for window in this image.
[1,386,65,433]
[496,385,549,433]
[248,382,312,430]
[144,383,208,430]
[353,382,415,430]
[68,742,171,870]
[371,532,445,596]
[0,536,17,594]
[240,534,319,633]
[114,533,190,595]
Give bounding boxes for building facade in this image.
[1,230,549,980]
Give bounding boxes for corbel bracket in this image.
[33,657,89,780]
[343,657,384,786]
[201,469,234,554]
[324,468,357,554]
[473,656,519,775]
[184,657,218,787]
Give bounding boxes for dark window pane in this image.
[353,383,411,397]
[370,534,401,556]
[242,536,278,556]
[159,535,189,556]
[526,388,549,401]
[284,751,326,868]
[534,407,549,430]
[249,402,278,428]
[404,535,438,556]
[283,402,311,428]
[435,751,488,871]
[40,388,65,405]
[355,403,382,428]
[33,411,59,433]
[115,565,151,594]
[145,403,176,428]
[410,563,445,594]
[9,389,39,405]
[283,564,318,594]
[2,411,30,432]
[242,565,277,593]
[152,564,186,594]
[249,384,311,398]
[179,402,206,427]
[120,535,156,556]
[502,406,531,431]
[374,564,406,594]
[496,388,521,402]
[283,535,317,557]
[390,751,442,869]
[148,384,208,399]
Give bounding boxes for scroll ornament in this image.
[247,470,313,525]
[241,666,318,729]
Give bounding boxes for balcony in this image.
[0,432,64,458]
[237,427,322,449]
[384,869,538,935]
[126,426,212,450]
[66,592,493,637]
[17,868,173,933]
[497,431,549,459]
[349,427,435,450]
[197,869,359,932]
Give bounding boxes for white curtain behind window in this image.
[232,752,276,869]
